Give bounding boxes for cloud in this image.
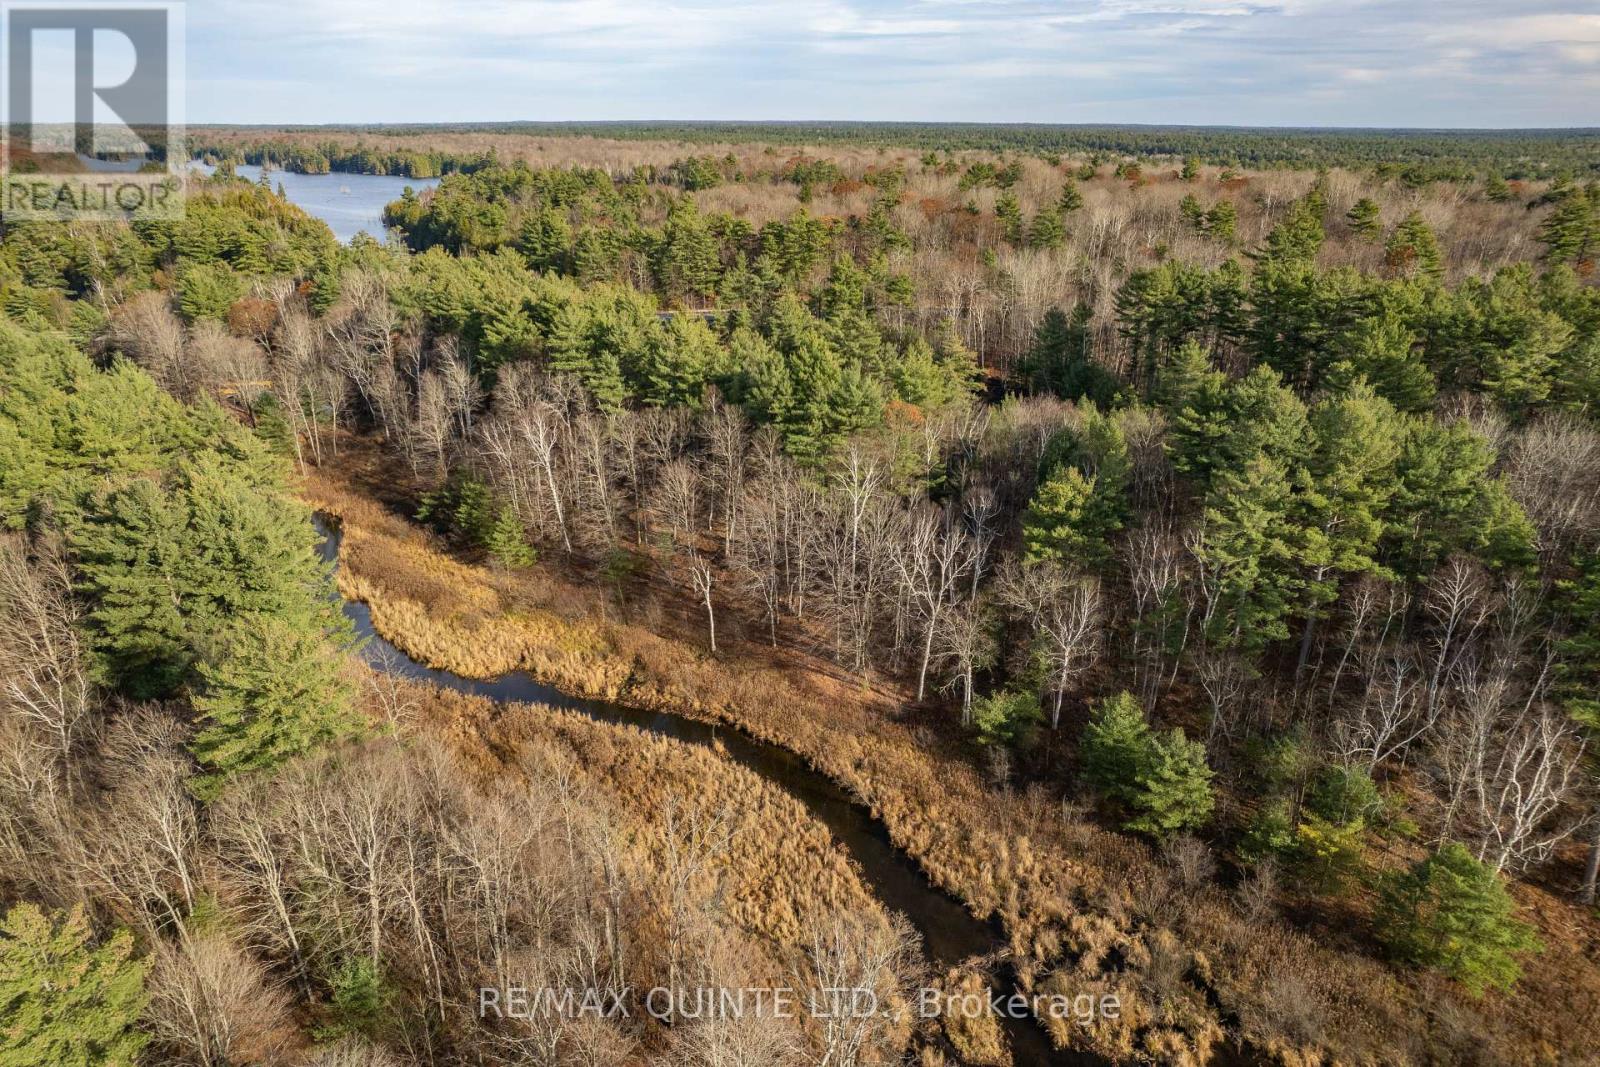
[184,0,1599,126]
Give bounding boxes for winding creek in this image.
[315,516,1099,1066]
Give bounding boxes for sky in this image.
[184,0,1600,128]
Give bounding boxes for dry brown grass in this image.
[307,461,1600,1065]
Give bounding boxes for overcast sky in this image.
[185,0,1600,127]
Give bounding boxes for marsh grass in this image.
[311,467,1600,1064]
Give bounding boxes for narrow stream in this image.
[315,517,1103,1066]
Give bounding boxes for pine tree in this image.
[1127,728,1214,837]
[1483,173,1513,203]
[1081,692,1213,838]
[1179,194,1206,229]
[994,192,1024,244]
[1327,308,1436,413]
[633,314,717,407]
[1199,454,1310,652]
[0,903,148,1066]
[1384,211,1444,281]
[1057,179,1084,215]
[1205,200,1238,243]
[1346,198,1381,241]
[1181,157,1201,183]
[484,505,537,568]
[1537,189,1597,264]
[1296,383,1401,664]
[1022,467,1106,567]
[74,452,345,699]
[971,689,1043,747]
[1254,195,1325,268]
[189,615,362,799]
[1081,691,1153,800]
[1028,210,1065,250]
[516,206,571,273]
[1375,843,1540,996]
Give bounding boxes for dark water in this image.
[193,163,439,244]
[314,517,1100,1066]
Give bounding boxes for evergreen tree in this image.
[1375,843,1540,996]
[1483,173,1513,203]
[1327,308,1436,413]
[74,453,343,698]
[1022,467,1115,567]
[189,615,362,799]
[1296,383,1401,663]
[1384,211,1444,281]
[995,192,1024,244]
[1199,454,1310,652]
[1057,179,1084,215]
[1385,417,1536,577]
[484,504,537,568]
[1537,187,1597,264]
[1346,198,1381,240]
[972,689,1043,747]
[1181,157,1201,183]
[1020,305,1118,405]
[1081,692,1213,837]
[1081,692,1151,800]
[1205,200,1238,243]
[1028,209,1066,250]
[654,197,722,301]
[1179,194,1206,229]
[1128,728,1215,837]
[516,206,572,273]
[632,314,717,407]
[0,903,148,1067]
[1254,194,1325,268]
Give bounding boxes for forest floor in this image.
[300,439,1600,1066]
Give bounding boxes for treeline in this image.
[200,121,1600,179]
[193,138,494,178]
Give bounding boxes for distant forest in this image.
[192,121,1600,180]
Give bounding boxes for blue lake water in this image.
[194,162,439,244]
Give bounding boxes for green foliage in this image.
[1023,467,1111,568]
[419,473,492,547]
[1204,200,1237,243]
[1537,186,1597,264]
[995,193,1024,244]
[1081,692,1213,837]
[1198,454,1310,651]
[190,615,362,799]
[1028,209,1065,250]
[1346,198,1381,240]
[1376,843,1541,996]
[1306,764,1383,826]
[1254,194,1326,268]
[0,903,148,1067]
[1057,179,1084,215]
[485,505,537,568]
[1384,211,1443,281]
[971,689,1042,747]
[176,261,245,322]
[315,956,393,1042]
[73,452,341,698]
[1019,305,1120,406]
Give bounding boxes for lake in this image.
[194,162,439,244]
